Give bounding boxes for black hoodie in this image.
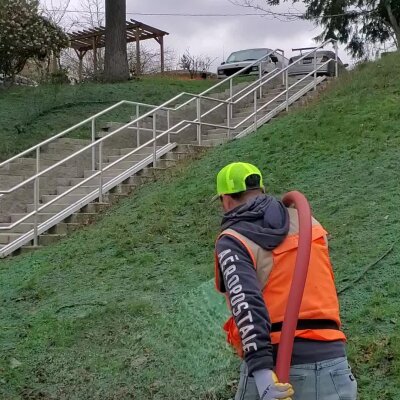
[216,194,345,375]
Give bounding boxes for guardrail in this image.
[0,40,338,257]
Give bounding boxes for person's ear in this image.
[221,195,232,212]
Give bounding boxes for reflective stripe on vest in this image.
[215,208,346,356]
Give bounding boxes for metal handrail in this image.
[0,50,284,171]
[231,60,332,131]
[0,42,335,198]
[0,40,338,255]
[0,91,229,196]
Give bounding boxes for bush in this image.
[0,0,68,80]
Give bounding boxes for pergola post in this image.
[75,49,87,83]
[135,28,141,76]
[159,36,165,73]
[93,37,98,74]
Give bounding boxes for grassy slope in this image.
[0,77,215,161]
[1,54,400,399]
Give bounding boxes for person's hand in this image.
[260,380,294,400]
[253,369,294,400]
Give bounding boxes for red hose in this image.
[275,191,313,383]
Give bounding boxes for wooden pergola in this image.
[68,19,169,81]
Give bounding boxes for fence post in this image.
[91,118,96,171]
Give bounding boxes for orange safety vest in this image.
[215,208,346,358]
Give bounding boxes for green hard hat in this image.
[214,162,264,200]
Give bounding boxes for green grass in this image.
[0,77,216,162]
[1,53,400,399]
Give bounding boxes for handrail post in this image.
[136,104,140,147]
[229,79,233,118]
[285,70,289,112]
[197,97,202,145]
[153,113,157,167]
[259,62,263,98]
[281,50,285,86]
[227,102,231,140]
[98,141,103,203]
[254,91,258,131]
[33,147,40,247]
[167,109,171,144]
[313,50,317,91]
[91,118,96,171]
[334,40,339,78]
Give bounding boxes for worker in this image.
[213,162,357,400]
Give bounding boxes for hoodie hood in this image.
[221,195,289,250]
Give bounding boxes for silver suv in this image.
[217,48,287,79]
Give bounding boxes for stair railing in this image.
[0,41,338,257]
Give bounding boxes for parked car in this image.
[288,50,347,77]
[217,48,288,79]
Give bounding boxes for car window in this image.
[226,49,271,63]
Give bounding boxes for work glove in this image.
[253,369,294,400]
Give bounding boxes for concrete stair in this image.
[0,74,327,257]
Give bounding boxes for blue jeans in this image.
[235,357,357,400]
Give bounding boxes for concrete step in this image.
[111,183,138,195]
[65,212,97,224]
[84,169,125,179]
[193,138,227,146]
[58,138,91,146]
[161,152,189,161]
[0,175,25,187]
[137,167,168,178]
[46,141,86,151]
[202,132,229,140]
[175,144,210,154]
[81,202,109,214]
[56,185,98,196]
[26,202,71,214]
[10,213,56,223]
[0,222,35,234]
[47,222,81,235]
[41,193,86,205]
[0,164,80,178]
[68,176,114,186]
[107,153,154,163]
[118,146,161,156]
[0,233,23,245]
[38,234,67,246]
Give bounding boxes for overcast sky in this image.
[41,0,351,70]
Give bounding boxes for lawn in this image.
[1,53,400,399]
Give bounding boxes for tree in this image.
[179,50,215,79]
[0,0,68,80]
[104,0,129,82]
[230,0,400,57]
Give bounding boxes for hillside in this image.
[0,77,215,161]
[1,53,400,399]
